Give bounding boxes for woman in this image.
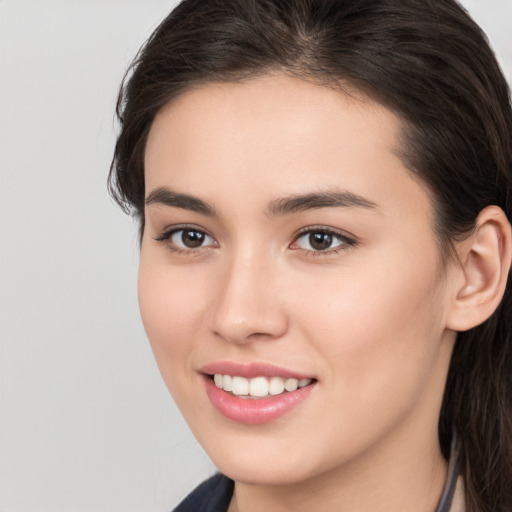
[109,0,512,510]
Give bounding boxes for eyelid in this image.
[154,224,218,252]
[153,223,356,256]
[290,225,357,254]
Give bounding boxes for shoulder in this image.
[172,473,234,512]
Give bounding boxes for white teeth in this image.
[299,378,312,388]
[223,374,232,392]
[284,378,299,392]
[231,376,249,396]
[249,377,269,397]
[269,376,285,395]
[213,374,313,397]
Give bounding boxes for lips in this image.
[200,362,317,424]
[200,361,314,380]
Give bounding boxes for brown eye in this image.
[309,232,333,251]
[166,228,216,250]
[180,229,205,248]
[292,228,354,253]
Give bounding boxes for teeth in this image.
[284,378,299,392]
[269,376,285,395]
[213,374,313,397]
[249,377,269,397]
[223,374,233,392]
[299,378,311,388]
[231,376,249,396]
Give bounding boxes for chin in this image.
[198,434,322,486]
[216,458,311,486]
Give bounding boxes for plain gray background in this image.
[0,1,511,511]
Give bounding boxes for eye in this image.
[171,229,214,249]
[291,227,355,253]
[155,226,217,252]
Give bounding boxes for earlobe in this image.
[446,206,512,332]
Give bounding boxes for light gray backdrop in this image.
[0,1,511,511]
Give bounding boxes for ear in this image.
[446,206,512,332]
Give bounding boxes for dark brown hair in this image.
[109,1,512,510]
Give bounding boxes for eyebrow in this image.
[266,190,379,216]
[145,187,217,216]
[145,186,378,217]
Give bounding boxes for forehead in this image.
[144,74,432,224]
[146,74,400,163]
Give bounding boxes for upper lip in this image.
[200,361,315,380]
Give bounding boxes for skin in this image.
[139,74,465,512]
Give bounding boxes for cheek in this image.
[282,258,449,469]
[296,246,446,401]
[137,251,208,367]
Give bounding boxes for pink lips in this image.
[201,362,317,425]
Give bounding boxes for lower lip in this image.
[203,375,316,424]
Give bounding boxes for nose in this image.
[209,250,289,345]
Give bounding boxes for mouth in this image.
[210,374,314,399]
[200,363,317,424]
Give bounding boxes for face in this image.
[140,75,458,485]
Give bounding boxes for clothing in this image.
[173,433,464,512]
[173,474,233,512]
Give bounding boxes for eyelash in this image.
[154,225,357,257]
[291,226,357,257]
[154,224,217,255]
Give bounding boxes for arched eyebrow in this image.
[145,187,379,217]
[266,190,379,216]
[145,187,217,216]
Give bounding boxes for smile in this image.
[213,374,313,398]
[201,363,317,424]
